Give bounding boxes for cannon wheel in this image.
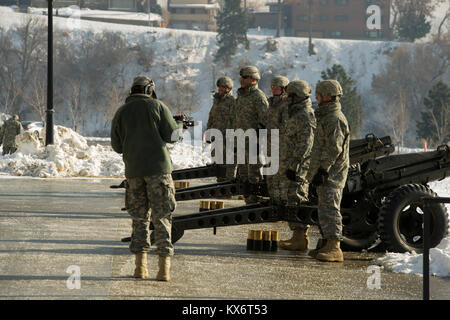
[340,196,380,251]
[150,225,184,245]
[378,184,449,253]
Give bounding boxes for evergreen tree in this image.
[215,0,248,63]
[396,11,431,42]
[416,81,450,147]
[320,64,362,138]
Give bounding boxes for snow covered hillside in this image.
[0,6,405,136]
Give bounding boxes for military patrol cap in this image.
[240,66,261,80]
[286,80,312,98]
[316,80,343,97]
[216,76,234,89]
[271,75,289,88]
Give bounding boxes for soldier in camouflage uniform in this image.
[111,76,182,281]
[234,66,269,204]
[270,81,316,251]
[206,76,237,182]
[0,115,24,155]
[265,75,289,202]
[306,80,350,262]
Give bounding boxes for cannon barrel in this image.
[352,145,450,193]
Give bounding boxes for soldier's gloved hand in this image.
[311,168,328,187]
[285,169,298,182]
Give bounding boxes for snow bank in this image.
[375,237,450,278]
[0,125,211,178]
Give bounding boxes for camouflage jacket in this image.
[307,100,350,189]
[266,93,288,130]
[279,97,316,181]
[0,118,24,148]
[206,91,236,135]
[234,84,269,131]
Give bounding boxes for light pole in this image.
[46,0,54,145]
[276,0,282,37]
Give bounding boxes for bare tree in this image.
[54,30,132,134]
[390,0,444,30]
[159,79,200,115]
[24,68,47,123]
[378,91,410,151]
[0,17,46,115]
[435,9,449,41]
[372,43,447,119]
[98,77,128,131]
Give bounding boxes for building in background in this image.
[167,0,219,31]
[26,0,161,11]
[252,0,392,40]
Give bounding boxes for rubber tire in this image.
[341,232,379,252]
[378,184,449,253]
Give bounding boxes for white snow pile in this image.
[375,237,450,278]
[0,125,211,178]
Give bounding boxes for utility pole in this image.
[308,0,315,56]
[46,0,54,146]
[276,0,282,37]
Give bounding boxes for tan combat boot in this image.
[134,252,149,279]
[315,239,344,262]
[156,256,171,281]
[279,228,309,251]
[308,238,326,258]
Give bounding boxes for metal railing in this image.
[421,196,450,300]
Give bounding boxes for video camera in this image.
[173,113,196,129]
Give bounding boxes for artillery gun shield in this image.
[378,184,449,253]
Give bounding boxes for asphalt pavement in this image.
[0,176,449,301]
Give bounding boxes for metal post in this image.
[276,0,281,37]
[46,0,54,146]
[423,200,430,300]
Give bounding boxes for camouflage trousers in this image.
[267,173,309,230]
[2,145,17,155]
[316,185,343,240]
[126,174,176,257]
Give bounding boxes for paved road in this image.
[0,177,448,301]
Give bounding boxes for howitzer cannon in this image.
[151,144,450,253]
[112,136,449,253]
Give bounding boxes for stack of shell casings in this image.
[199,200,225,212]
[174,181,189,189]
[247,230,279,252]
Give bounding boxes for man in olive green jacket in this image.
[307,80,350,263]
[111,76,182,281]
